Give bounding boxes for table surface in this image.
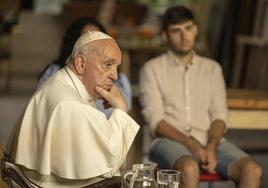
[82,176,121,188]
[227,89,268,110]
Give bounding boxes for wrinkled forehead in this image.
[89,39,121,60]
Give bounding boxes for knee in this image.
[242,159,262,179]
[174,156,199,176]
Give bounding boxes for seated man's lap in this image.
[149,138,249,179]
[149,138,192,169]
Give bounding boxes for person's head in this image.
[57,16,107,67]
[68,31,121,99]
[162,5,197,56]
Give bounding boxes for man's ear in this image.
[74,55,85,75]
[193,24,198,37]
[161,31,168,42]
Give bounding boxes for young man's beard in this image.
[169,44,192,56]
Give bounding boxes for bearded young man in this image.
[139,5,262,188]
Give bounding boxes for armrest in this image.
[1,158,41,188]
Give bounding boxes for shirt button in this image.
[186,126,192,132]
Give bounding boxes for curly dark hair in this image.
[38,16,106,79]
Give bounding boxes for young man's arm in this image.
[204,120,225,173]
[205,63,228,173]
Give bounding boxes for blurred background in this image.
[0,0,268,187]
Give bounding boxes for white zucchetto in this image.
[73,31,112,52]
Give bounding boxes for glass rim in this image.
[132,162,157,170]
[157,169,181,175]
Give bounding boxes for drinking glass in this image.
[157,169,181,188]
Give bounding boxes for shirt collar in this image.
[167,50,197,67]
[64,66,95,106]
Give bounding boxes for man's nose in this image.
[110,68,118,80]
[180,31,186,40]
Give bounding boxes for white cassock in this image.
[6,66,139,187]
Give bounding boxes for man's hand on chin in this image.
[95,85,127,112]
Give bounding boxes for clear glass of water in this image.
[157,169,181,188]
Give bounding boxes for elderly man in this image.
[5,31,139,187]
[140,5,262,188]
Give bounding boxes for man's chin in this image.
[93,93,103,100]
[174,49,192,56]
[170,45,192,55]
[103,86,112,91]
[92,86,111,99]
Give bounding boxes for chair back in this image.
[1,156,41,188]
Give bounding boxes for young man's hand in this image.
[202,147,217,173]
[188,138,207,165]
[95,85,127,112]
